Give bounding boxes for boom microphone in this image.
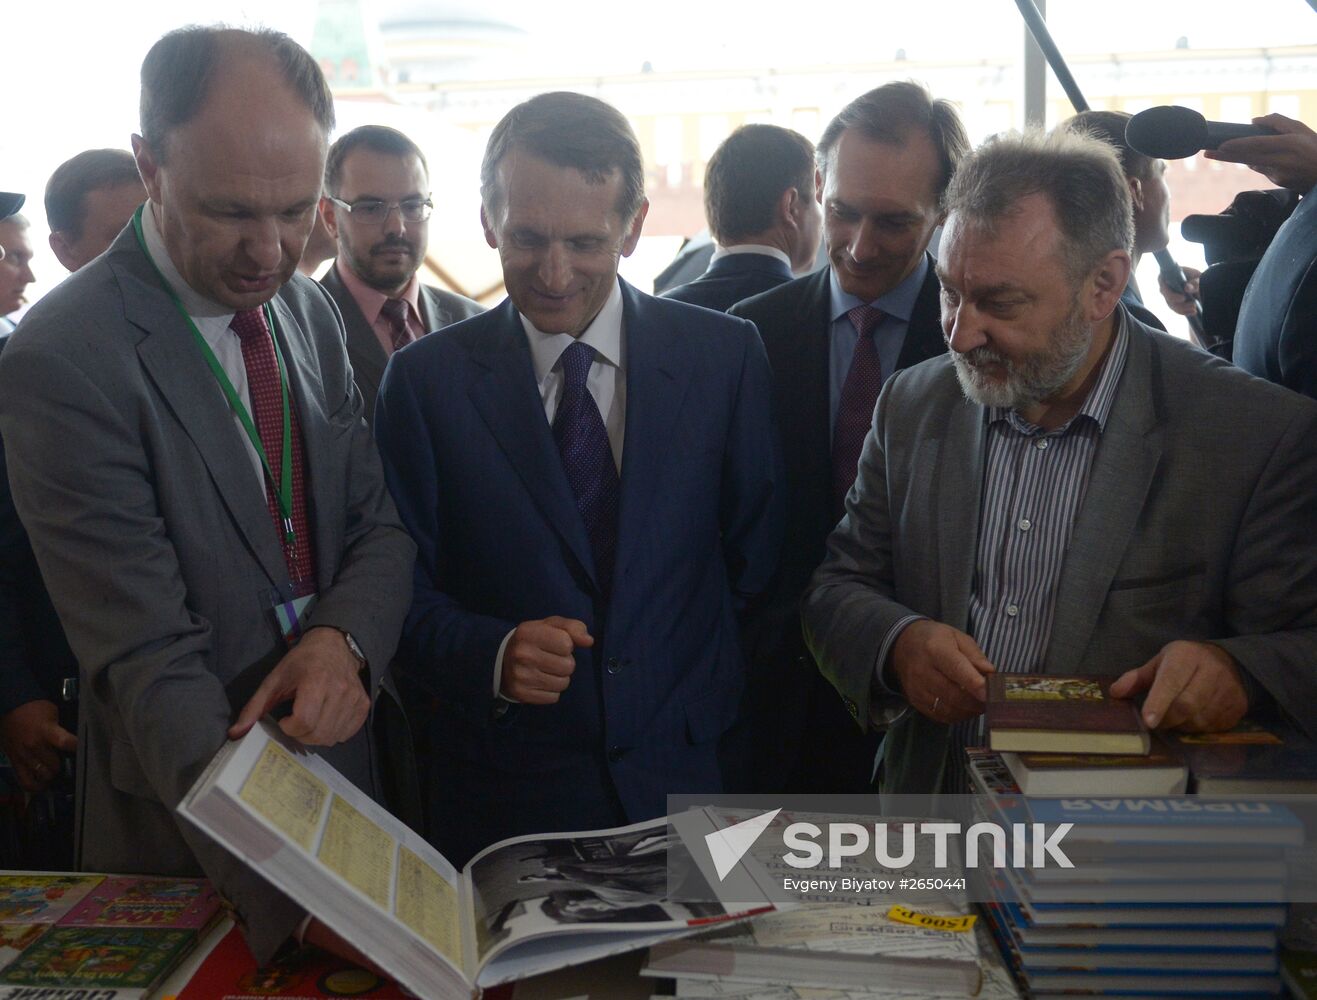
[1126,106,1278,160]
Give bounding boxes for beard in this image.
[950,296,1093,411]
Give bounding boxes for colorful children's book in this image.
[0,874,103,924]
[61,876,221,929]
[0,925,194,994]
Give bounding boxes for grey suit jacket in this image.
[803,311,1317,793]
[0,228,415,963]
[318,262,483,423]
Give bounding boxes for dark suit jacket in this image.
[1233,187,1317,399]
[660,251,794,312]
[804,311,1317,793]
[0,337,78,727]
[374,279,782,865]
[726,258,946,793]
[0,228,415,963]
[318,262,483,423]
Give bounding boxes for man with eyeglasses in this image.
[319,125,483,423]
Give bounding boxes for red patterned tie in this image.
[379,297,412,353]
[230,307,318,590]
[831,304,884,517]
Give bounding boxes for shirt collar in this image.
[710,243,793,269]
[336,260,423,325]
[988,308,1131,434]
[524,278,625,384]
[141,202,234,322]
[828,253,929,325]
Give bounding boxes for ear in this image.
[1127,176,1145,212]
[480,204,499,250]
[319,196,341,239]
[778,187,800,229]
[620,198,649,258]
[1086,249,1132,322]
[814,167,824,202]
[131,134,163,205]
[48,232,78,273]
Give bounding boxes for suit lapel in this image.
[324,265,387,405]
[896,255,947,370]
[419,286,450,331]
[613,282,690,583]
[1045,322,1163,672]
[467,301,599,591]
[936,396,987,628]
[121,256,287,586]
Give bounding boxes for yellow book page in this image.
[317,795,395,908]
[238,741,329,851]
[395,846,463,966]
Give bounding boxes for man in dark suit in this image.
[318,125,482,422]
[662,125,820,312]
[0,28,413,964]
[804,130,1317,795]
[727,82,968,794]
[375,91,782,866]
[1203,113,1317,399]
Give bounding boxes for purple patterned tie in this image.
[553,341,620,594]
[379,297,412,353]
[831,304,884,517]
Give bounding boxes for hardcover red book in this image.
[986,674,1150,755]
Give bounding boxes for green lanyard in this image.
[131,205,296,550]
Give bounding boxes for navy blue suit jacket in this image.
[1233,187,1317,399]
[375,279,782,863]
[660,252,794,313]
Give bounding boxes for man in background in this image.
[727,82,967,794]
[662,124,820,312]
[0,214,34,332]
[45,149,145,273]
[319,125,482,422]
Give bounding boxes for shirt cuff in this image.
[873,614,927,698]
[493,629,518,701]
[294,913,313,945]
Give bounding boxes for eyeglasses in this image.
[327,196,433,225]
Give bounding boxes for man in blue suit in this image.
[662,125,820,312]
[375,92,782,866]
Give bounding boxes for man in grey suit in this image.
[0,27,414,963]
[318,125,482,422]
[804,129,1317,795]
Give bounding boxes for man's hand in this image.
[1157,265,1201,318]
[888,620,995,724]
[500,616,593,705]
[0,700,77,793]
[229,627,369,745]
[1109,640,1249,732]
[1204,114,1317,194]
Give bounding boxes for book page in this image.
[395,846,463,965]
[317,795,395,908]
[238,741,328,851]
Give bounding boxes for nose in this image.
[942,299,986,355]
[381,205,406,238]
[849,218,881,263]
[536,243,570,293]
[243,219,283,272]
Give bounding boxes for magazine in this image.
[178,721,776,998]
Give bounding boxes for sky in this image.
[3,0,1313,310]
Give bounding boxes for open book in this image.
[178,721,775,998]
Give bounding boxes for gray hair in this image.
[943,129,1134,282]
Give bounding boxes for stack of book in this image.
[640,808,1020,999]
[968,748,1294,997]
[0,871,222,997]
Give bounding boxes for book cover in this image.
[987,675,1150,755]
[60,876,221,930]
[1169,724,1317,794]
[0,875,103,924]
[1002,735,1187,796]
[0,925,193,991]
[177,925,409,999]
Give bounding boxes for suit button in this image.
[846,699,858,719]
[607,746,625,762]
[606,657,622,674]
